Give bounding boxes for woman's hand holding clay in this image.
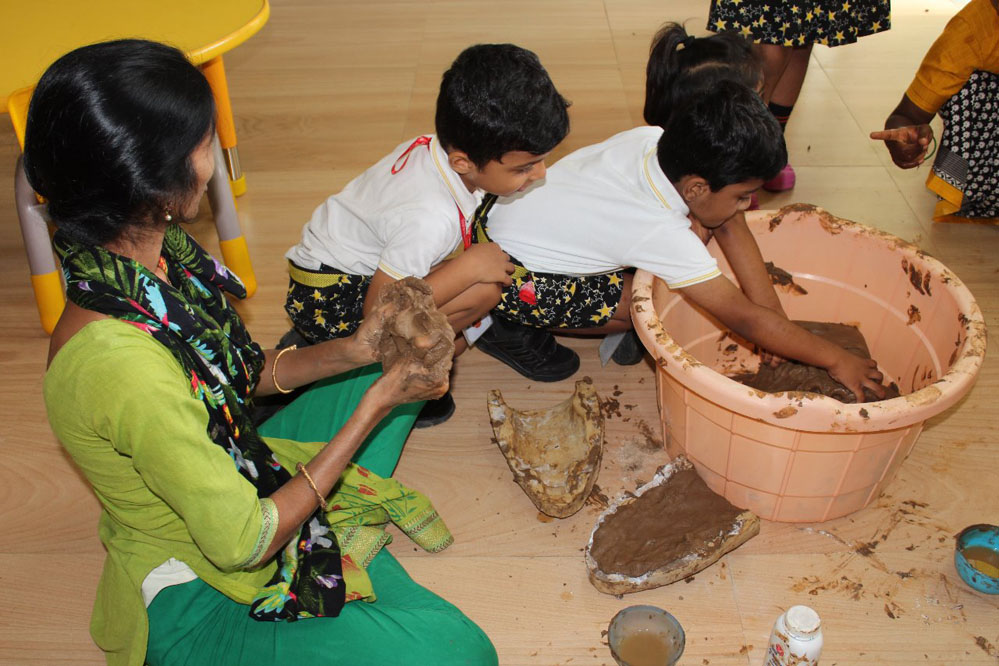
[827,348,886,403]
[870,125,933,169]
[369,277,455,407]
[465,242,515,286]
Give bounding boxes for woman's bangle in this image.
[296,462,329,512]
[271,344,297,394]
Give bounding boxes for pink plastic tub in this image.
[632,205,986,523]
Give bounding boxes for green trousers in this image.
[145,365,498,666]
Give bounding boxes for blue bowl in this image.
[954,524,999,594]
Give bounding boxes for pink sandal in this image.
[763,164,796,192]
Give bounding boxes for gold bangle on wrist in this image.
[271,344,298,394]
[296,462,329,512]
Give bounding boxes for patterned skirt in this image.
[707,0,891,46]
[928,70,999,221]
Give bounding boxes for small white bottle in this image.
[764,605,823,666]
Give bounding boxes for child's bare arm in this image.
[711,212,787,317]
[362,269,396,318]
[363,244,514,317]
[423,243,514,306]
[681,276,886,401]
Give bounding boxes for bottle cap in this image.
[785,605,821,635]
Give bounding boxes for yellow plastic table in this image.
[1,0,269,196]
[2,0,268,333]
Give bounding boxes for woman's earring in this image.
[164,210,173,222]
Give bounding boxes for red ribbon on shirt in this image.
[390,135,432,174]
[390,135,471,249]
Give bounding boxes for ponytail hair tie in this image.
[681,35,696,49]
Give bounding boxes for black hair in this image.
[435,44,570,168]
[644,23,762,128]
[658,80,787,190]
[23,39,216,246]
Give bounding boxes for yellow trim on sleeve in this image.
[666,268,722,289]
[642,148,673,210]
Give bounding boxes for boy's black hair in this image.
[435,44,570,167]
[658,80,787,190]
[24,39,215,246]
[644,23,762,128]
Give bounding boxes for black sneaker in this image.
[414,391,456,428]
[610,329,645,365]
[475,317,579,382]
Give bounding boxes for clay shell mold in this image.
[488,377,604,518]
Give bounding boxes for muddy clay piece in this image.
[585,456,759,594]
[731,321,900,403]
[488,378,604,518]
[765,261,808,295]
[373,277,454,387]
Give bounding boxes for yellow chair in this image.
[8,86,257,334]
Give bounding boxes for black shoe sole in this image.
[611,330,646,365]
[476,338,580,382]
[413,393,456,428]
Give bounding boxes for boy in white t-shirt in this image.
[482,81,886,401]
[283,44,578,425]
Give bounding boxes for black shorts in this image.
[285,261,370,343]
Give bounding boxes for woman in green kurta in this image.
[29,39,497,666]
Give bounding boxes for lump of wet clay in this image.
[585,456,759,595]
[372,277,454,386]
[488,377,604,519]
[731,321,900,403]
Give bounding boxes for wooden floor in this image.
[1,0,997,663]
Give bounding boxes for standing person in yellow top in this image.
[707,0,890,193]
[284,44,578,427]
[871,0,999,221]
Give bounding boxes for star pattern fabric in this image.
[707,0,889,47]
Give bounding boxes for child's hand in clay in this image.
[827,348,886,403]
[870,125,933,169]
[465,242,515,286]
[757,347,785,368]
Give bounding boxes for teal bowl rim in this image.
[954,523,999,594]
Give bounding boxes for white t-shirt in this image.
[286,135,483,279]
[487,126,720,289]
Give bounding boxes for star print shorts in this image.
[285,261,371,343]
[706,0,889,47]
[493,252,625,329]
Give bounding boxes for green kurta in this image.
[44,320,417,666]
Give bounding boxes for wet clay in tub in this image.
[585,456,759,594]
[731,321,900,403]
[372,276,455,387]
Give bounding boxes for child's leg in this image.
[555,272,633,335]
[769,44,813,114]
[436,281,503,333]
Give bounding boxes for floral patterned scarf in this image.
[54,225,347,621]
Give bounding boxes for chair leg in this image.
[15,156,64,334]
[201,55,247,197]
[208,138,257,297]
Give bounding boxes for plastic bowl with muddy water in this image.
[608,605,685,666]
[955,524,999,594]
[632,205,987,523]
